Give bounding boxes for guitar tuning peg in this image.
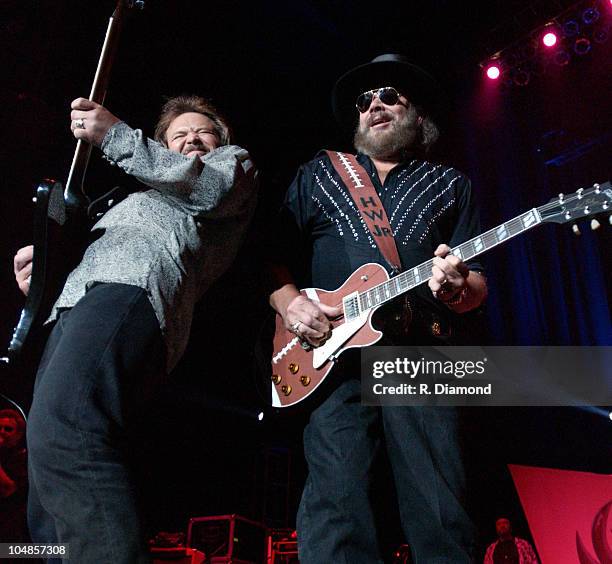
[590,219,601,231]
[572,223,581,236]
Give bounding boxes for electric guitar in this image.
[2,1,143,365]
[268,182,611,408]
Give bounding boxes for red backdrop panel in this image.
[509,464,612,564]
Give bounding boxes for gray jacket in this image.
[49,121,258,371]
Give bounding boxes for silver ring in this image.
[290,321,301,334]
[75,118,85,129]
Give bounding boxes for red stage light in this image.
[543,32,558,47]
[486,65,501,79]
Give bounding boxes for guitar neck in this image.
[358,208,542,311]
[64,3,129,209]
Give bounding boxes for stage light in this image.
[582,7,600,25]
[486,65,501,79]
[563,19,580,37]
[543,32,558,47]
[574,37,592,54]
[257,411,264,422]
[553,48,571,65]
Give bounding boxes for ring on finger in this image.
[74,118,85,129]
[440,278,453,292]
[290,321,302,334]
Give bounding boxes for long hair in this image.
[419,118,439,153]
[154,95,231,147]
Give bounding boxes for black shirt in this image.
[273,151,485,344]
[280,151,483,290]
[493,539,520,564]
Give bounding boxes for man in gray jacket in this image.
[13,95,257,563]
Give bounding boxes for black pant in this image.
[297,378,476,564]
[27,283,165,563]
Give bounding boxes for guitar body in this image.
[266,180,611,409]
[6,180,88,362]
[270,263,389,408]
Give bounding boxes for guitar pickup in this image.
[342,291,361,321]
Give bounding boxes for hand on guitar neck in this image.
[428,243,488,313]
[70,98,121,147]
[13,245,33,297]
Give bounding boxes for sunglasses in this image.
[355,86,405,113]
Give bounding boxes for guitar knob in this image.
[572,224,581,236]
[281,385,292,396]
[300,375,311,386]
[591,219,601,231]
[289,363,299,374]
[271,374,281,385]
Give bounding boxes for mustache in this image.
[184,143,207,154]
[367,111,394,127]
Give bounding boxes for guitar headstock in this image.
[538,181,611,226]
[113,0,144,19]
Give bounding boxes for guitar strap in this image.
[325,150,402,273]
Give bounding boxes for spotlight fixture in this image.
[543,31,558,46]
[553,48,571,65]
[486,64,501,79]
[582,7,600,24]
[479,0,612,89]
[563,19,581,36]
[574,36,592,54]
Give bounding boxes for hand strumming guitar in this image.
[270,284,342,348]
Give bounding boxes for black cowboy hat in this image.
[331,53,446,131]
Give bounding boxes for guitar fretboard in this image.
[357,209,541,312]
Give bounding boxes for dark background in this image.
[1,0,611,559]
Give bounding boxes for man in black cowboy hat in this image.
[269,54,487,562]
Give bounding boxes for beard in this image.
[353,105,420,160]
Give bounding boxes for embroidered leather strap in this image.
[325,150,402,273]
